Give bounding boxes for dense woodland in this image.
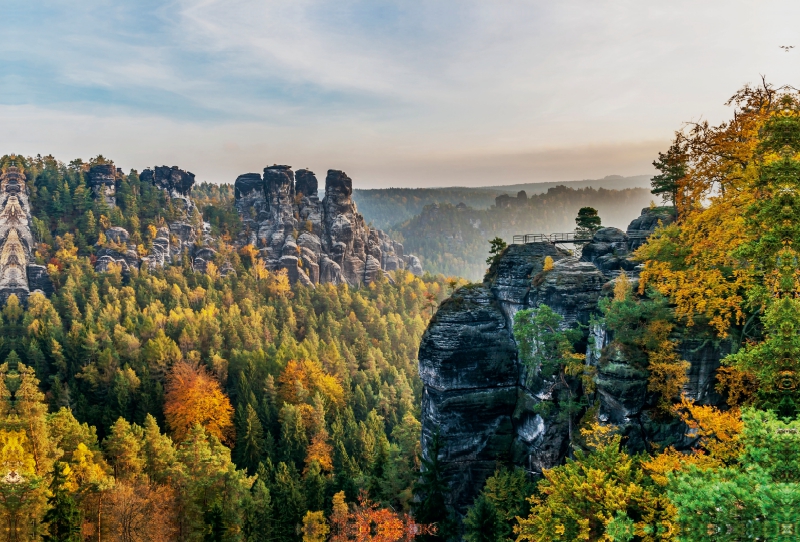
[5,83,800,542]
[393,186,654,280]
[0,154,464,541]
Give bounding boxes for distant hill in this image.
[352,175,652,230]
[392,185,655,281]
[474,174,652,195]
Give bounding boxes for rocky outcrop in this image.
[418,206,726,512]
[580,227,639,277]
[626,206,676,250]
[93,165,226,275]
[86,163,119,208]
[0,165,53,302]
[233,166,419,286]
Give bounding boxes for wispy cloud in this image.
[1,1,798,186]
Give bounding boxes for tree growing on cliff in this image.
[513,305,592,445]
[486,237,507,266]
[650,141,686,206]
[413,433,456,541]
[575,207,601,236]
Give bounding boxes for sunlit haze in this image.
[2,0,797,187]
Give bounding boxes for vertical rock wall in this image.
[0,165,52,303]
[418,208,727,512]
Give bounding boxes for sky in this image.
[1,1,798,188]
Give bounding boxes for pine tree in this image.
[233,403,264,474]
[42,463,81,542]
[575,207,601,235]
[464,495,503,542]
[413,433,455,540]
[650,141,685,205]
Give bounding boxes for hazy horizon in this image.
[3,1,798,188]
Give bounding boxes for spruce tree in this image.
[42,463,81,542]
[414,432,456,540]
[464,496,503,542]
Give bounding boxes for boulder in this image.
[105,227,130,245]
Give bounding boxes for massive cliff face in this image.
[0,166,52,303]
[234,166,421,286]
[418,207,725,511]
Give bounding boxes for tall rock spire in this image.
[0,164,52,303]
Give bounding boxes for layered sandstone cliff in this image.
[418,207,724,511]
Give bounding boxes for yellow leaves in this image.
[164,362,234,445]
[278,359,345,410]
[205,261,219,280]
[305,431,333,473]
[0,429,37,478]
[675,397,743,463]
[614,272,631,301]
[580,422,617,450]
[641,447,718,487]
[543,256,555,272]
[302,510,330,542]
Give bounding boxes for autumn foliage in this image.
[164,361,234,444]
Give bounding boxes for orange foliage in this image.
[164,362,235,444]
[305,430,333,473]
[329,491,429,542]
[715,365,758,407]
[641,446,719,487]
[636,85,776,336]
[278,359,345,409]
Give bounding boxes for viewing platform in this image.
[512,231,650,245]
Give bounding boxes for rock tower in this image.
[0,164,52,302]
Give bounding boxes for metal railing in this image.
[512,231,654,245]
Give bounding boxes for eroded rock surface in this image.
[94,165,226,275]
[419,206,728,511]
[233,166,419,286]
[0,165,53,302]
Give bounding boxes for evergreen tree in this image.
[42,463,81,542]
[413,433,456,540]
[463,495,503,542]
[234,403,265,473]
[650,141,685,205]
[575,206,601,235]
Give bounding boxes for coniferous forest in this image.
[0,153,462,540]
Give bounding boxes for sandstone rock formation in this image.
[94,165,224,275]
[234,166,419,286]
[86,163,119,208]
[0,165,53,302]
[418,207,725,511]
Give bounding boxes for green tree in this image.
[650,141,685,205]
[42,463,81,542]
[513,305,589,445]
[575,207,601,235]
[413,433,456,540]
[486,237,507,266]
[463,495,503,542]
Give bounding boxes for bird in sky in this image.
[780,45,794,52]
